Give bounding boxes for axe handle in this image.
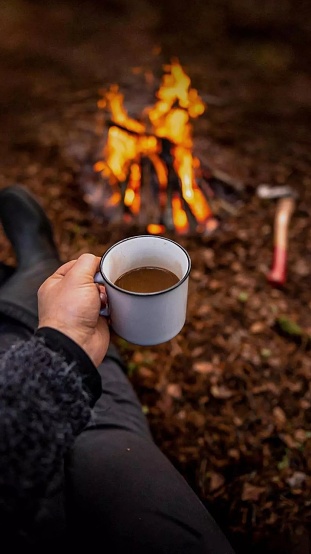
[267,196,295,285]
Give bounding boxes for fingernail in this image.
[100,292,106,302]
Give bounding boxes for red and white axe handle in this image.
[267,196,295,286]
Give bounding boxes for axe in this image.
[257,184,297,286]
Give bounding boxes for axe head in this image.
[257,184,298,200]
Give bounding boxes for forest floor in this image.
[0,1,310,552]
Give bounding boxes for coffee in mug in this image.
[94,235,191,346]
[114,266,179,293]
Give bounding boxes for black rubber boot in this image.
[0,185,59,269]
[0,185,61,331]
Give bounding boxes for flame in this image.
[107,191,121,207]
[96,60,211,232]
[147,223,166,234]
[172,195,189,235]
[147,60,204,148]
[125,163,141,214]
[98,85,145,134]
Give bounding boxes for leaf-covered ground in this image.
[0,1,310,552]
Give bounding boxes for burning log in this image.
[138,157,161,227]
[106,119,150,138]
[86,60,236,235]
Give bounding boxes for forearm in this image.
[35,327,102,407]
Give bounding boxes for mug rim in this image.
[99,235,191,297]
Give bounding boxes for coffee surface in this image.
[114,266,179,293]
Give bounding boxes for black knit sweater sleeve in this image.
[0,332,102,534]
[35,327,102,407]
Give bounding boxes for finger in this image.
[96,283,106,295]
[69,253,101,283]
[99,289,107,306]
[52,259,77,278]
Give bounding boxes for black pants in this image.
[1,320,235,554]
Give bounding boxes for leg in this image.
[85,349,152,439]
[66,356,235,554]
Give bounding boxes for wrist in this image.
[35,327,102,407]
[38,320,90,356]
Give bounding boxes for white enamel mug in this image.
[95,235,191,346]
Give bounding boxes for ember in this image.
[90,60,218,235]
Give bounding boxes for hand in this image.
[38,253,109,367]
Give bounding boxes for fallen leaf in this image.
[228,448,240,460]
[238,291,248,303]
[132,351,144,364]
[176,410,186,420]
[209,472,225,492]
[284,380,303,393]
[242,483,265,502]
[286,472,306,488]
[253,382,280,395]
[193,361,217,374]
[157,396,173,412]
[211,385,234,399]
[208,279,222,290]
[273,406,287,429]
[170,339,183,357]
[197,304,212,317]
[293,259,309,277]
[191,347,205,358]
[280,433,299,448]
[138,366,155,379]
[191,270,204,281]
[250,322,266,334]
[260,348,272,358]
[202,248,215,268]
[277,454,290,470]
[194,321,206,331]
[166,383,182,399]
[276,316,303,337]
[266,512,278,525]
[187,411,206,427]
[300,399,311,409]
[294,429,308,443]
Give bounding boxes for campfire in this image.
[85,61,221,235]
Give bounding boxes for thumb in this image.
[68,253,101,284]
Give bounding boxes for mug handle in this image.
[94,271,110,317]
